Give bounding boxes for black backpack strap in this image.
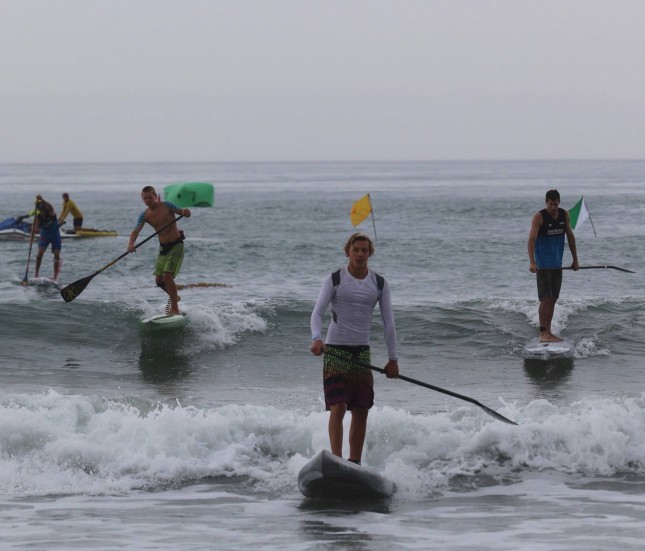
[331,269,341,287]
[374,272,384,292]
[330,269,341,323]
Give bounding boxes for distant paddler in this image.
[128,186,191,316]
[528,189,580,342]
[59,193,84,233]
[33,195,63,280]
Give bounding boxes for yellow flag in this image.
[350,194,372,227]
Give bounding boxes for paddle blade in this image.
[477,404,518,426]
[60,275,94,302]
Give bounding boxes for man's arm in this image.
[379,280,399,378]
[163,202,191,218]
[527,212,542,273]
[59,203,69,223]
[310,276,333,355]
[564,211,580,270]
[128,213,146,253]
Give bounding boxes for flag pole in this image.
[586,204,598,237]
[368,193,377,242]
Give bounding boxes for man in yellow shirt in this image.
[59,193,84,233]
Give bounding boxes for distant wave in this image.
[255,296,645,360]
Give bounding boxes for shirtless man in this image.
[128,186,191,315]
[528,189,579,342]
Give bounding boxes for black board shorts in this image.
[536,269,562,300]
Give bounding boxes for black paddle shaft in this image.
[60,214,185,303]
[324,349,518,425]
[562,265,635,273]
[21,200,39,285]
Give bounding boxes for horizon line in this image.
[2,158,645,165]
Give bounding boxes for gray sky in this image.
[2,0,644,162]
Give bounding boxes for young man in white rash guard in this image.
[310,232,399,466]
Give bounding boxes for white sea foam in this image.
[574,335,610,358]
[2,390,645,501]
[133,298,268,351]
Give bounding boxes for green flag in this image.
[569,196,597,237]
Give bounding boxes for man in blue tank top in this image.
[528,189,579,342]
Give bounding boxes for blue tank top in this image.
[535,208,566,269]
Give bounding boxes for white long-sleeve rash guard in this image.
[310,267,398,360]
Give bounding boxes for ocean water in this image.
[1,160,644,550]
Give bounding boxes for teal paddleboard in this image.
[140,313,187,331]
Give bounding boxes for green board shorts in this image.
[154,243,184,277]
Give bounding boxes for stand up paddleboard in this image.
[522,338,574,360]
[298,449,396,500]
[27,277,62,289]
[140,312,187,331]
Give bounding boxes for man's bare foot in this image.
[547,333,563,342]
[165,296,181,313]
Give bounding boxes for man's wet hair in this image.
[545,189,560,202]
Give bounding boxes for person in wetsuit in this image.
[33,195,62,280]
[310,232,399,465]
[528,189,580,342]
[128,186,191,315]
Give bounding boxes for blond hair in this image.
[344,232,374,256]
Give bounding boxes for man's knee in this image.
[155,278,166,290]
[329,403,347,419]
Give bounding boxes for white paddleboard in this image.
[140,312,187,330]
[27,277,61,289]
[522,338,574,360]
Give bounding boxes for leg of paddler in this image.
[34,248,44,277]
[348,407,368,464]
[328,403,346,457]
[53,252,61,280]
[163,271,180,315]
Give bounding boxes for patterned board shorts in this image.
[323,345,374,411]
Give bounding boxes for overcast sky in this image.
[1,0,644,162]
